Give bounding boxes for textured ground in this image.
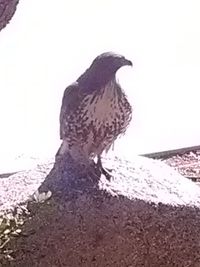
[0,159,53,216]
[164,150,200,182]
[1,155,200,216]
[1,154,200,266]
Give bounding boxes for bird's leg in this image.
[96,155,112,181]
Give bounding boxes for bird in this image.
[56,52,133,180]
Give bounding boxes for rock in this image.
[0,0,19,32]
[4,155,200,266]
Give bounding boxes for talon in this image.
[96,156,112,181]
[101,167,112,181]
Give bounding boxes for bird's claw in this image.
[100,167,112,181]
[96,156,113,181]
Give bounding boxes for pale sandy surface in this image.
[0,159,53,215]
[1,155,200,216]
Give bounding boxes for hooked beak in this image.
[122,57,133,67]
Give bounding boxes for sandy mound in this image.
[2,155,200,267]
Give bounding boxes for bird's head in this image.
[91,52,133,75]
[78,52,132,91]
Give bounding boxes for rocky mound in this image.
[1,155,200,267]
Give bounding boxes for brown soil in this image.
[1,154,200,267]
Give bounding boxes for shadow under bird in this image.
[56,52,133,180]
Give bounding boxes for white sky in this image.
[1,0,200,164]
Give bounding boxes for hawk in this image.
[57,52,133,180]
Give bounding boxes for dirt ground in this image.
[1,154,200,267]
[164,150,200,182]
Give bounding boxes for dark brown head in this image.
[91,52,132,74]
[77,52,132,92]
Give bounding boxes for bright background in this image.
[1,0,200,171]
